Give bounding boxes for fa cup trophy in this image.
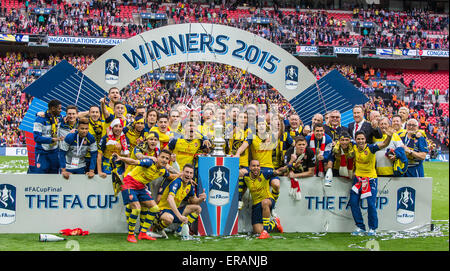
[211,121,226,156]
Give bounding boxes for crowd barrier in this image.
[0,174,431,234]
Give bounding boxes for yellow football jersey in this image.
[273,131,293,168]
[228,127,250,167]
[352,144,380,179]
[124,127,147,152]
[99,135,129,159]
[373,133,403,176]
[150,126,171,149]
[158,178,194,211]
[242,169,278,205]
[127,159,169,187]
[247,135,277,169]
[168,137,203,169]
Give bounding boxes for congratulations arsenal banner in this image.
[197,156,240,236]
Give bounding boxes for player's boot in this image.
[127,234,137,243]
[258,230,271,239]
[138,232,156,241]
[274,217,283,233]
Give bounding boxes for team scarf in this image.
[332,142,354,178]
[309,133,326,177]
[107,118,129,155]
[89,117,103,144]
[288,148,307,201]
[328,125,342,141]
[45,110,59,138]
[352,176,372,199]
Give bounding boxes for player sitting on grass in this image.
[239,159,283,239]
[151,163,206,238]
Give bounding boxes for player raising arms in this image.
[234,118,279,176]
[239,159,283,239]
[114,149,179,243]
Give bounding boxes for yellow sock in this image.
[128,208,140,235]
[125,204,131,223]
[140,205,160,233]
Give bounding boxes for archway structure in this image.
[83,23,317,102]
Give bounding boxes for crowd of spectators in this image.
[0,1,448,49]
[0,52,96,146]
[356,64,449,152]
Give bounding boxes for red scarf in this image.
[338,149,354,178]
[352,176,372,199]
[309,133,326,176]
[107,118,130,155]
[289,178,302,200]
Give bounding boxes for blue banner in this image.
[289,69,369,126]
[22,60,106,112]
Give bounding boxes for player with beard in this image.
[239,160,283,239]
[150,114,172,149]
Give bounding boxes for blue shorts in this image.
[121,187,153,205]
[35,151,59,174]
[160,205,187,224]
[405,165,424,177]
[251,198,275,225]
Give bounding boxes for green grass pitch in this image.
[0,157,448,251]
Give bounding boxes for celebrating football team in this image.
[32,85,429,242]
